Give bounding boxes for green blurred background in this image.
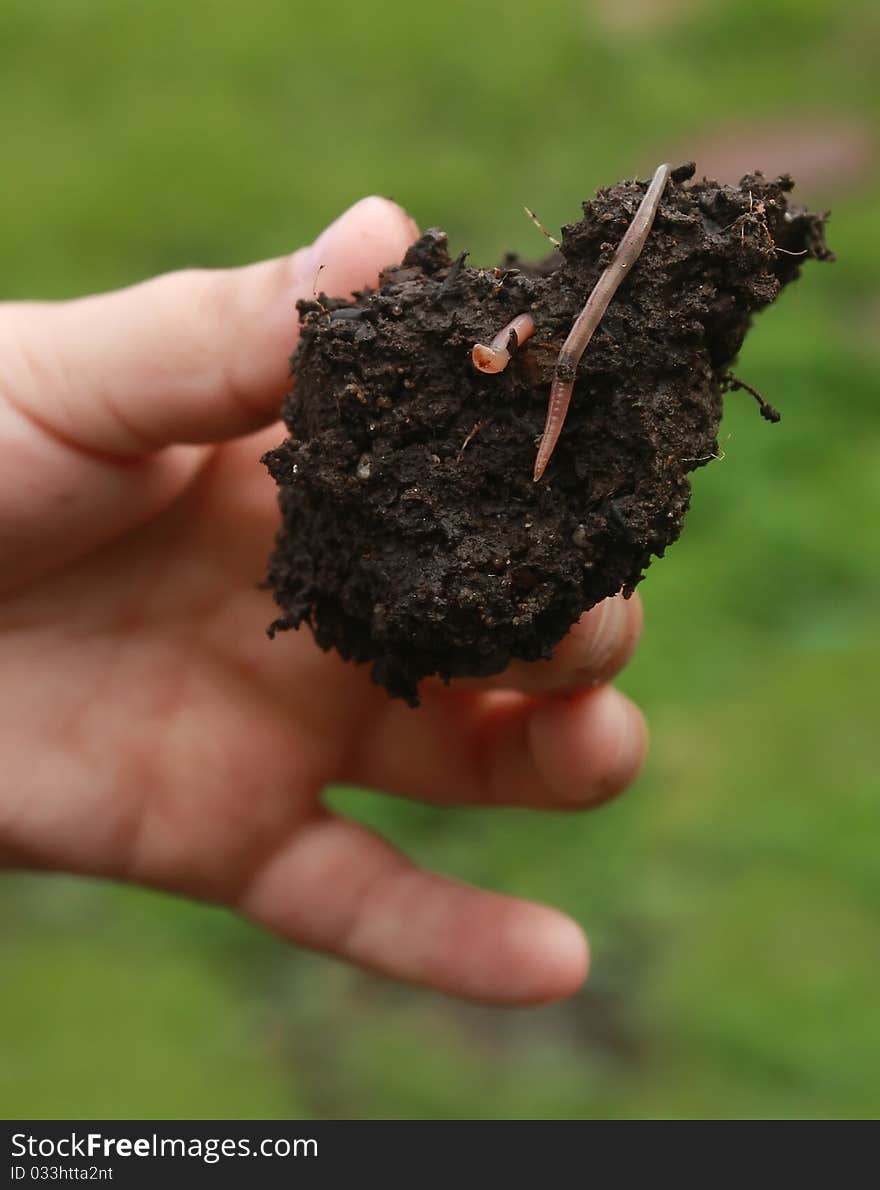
[2,0,878,1119]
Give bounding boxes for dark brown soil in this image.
[263,165,832,703]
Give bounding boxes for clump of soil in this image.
[263,165,832,703]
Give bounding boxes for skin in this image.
[0,196,647,1006]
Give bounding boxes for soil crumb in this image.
[263,165,832,703]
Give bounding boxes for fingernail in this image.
[594,689,648,799]
[529,685,647,805]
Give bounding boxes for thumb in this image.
[0,196,419,457]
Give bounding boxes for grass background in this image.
[1,0,878,1119]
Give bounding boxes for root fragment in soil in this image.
[723,372,782,423]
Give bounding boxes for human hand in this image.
[0,197,646,1004]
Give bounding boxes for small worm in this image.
[471,313,536,374]
[533,162,672,482]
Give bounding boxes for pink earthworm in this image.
[471,312,536,374]
[533,162,672,482]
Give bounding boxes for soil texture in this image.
[263,164,832,702]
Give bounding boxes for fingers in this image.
[239,815,589,1004]
[0,410,207,592]
[347,682,648,810]
[0,196,419,457]
[375,592,645,809]
[444,592,643,695]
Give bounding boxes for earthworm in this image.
[533,162,672,482]
[471,313,536,374]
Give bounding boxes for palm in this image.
[1,425,385,900]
